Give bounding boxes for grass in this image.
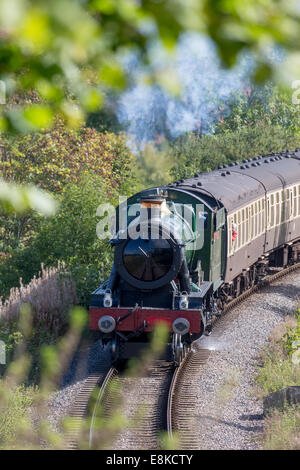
[0,384,37,449]
[256,314,300,450]
[0,263,78,383]
[256,316,300,395]
[263,406,300,450]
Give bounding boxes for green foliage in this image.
[0,120,136,194]
[171,124,300,180]
[263,406,300,450]
[170,87,300,179]
[0,122,137,252]
[0,0,299,135]
[0,179,57,216]
[256,314,300,394]
[0,174,114,304]
[256,356,300,394]
[0,0,195,134]
[202,0,300,78]
[0,320,23,365]
[217,86,300,134]
[0,384,37,447]
[282,311,300,364]
[136,143,173,188]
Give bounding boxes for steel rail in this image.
[68,260,300,450]
[166,365,178,440]
[88,366,118,449]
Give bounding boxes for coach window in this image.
[228,216,232,254]
[270,194,275,227]
[245,207,249,242]
[244,208,247,245]
[280,191,283,223]
[298,185,300,216]
[248,205,252,240]
[241,209,245,246]
[286,189,290,221]
[233,213,238,252]
[252,203,256,238]
[255,201,259,236]
[293,186,297,218]
[279,191,283,223]
[262,199,266,231]
[237,211,241,248]
[276,192,280,225]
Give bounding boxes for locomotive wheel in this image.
[110,337,120,363]
[172,333,183,365]
[183,343,190,359]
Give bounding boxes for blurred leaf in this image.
[100,63,126,89]
[69,307,88,331]
[40,345,59,378]
[23,105,54,129]
[0,179,58,215]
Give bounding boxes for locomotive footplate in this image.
[89,306,203,333]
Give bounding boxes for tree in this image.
[170,86,300,179]
[0,174,114,304]
[0,121,137,251]
[1,0,300,212]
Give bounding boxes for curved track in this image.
[67,261,300,450]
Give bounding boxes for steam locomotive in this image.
[90,149,300,363]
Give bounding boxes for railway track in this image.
[66,261,300,450]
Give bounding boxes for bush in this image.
[136,143,174,188]
[256,315,300,395]
[263,406,300,450]
[0,263,77,379]
[0,384,37,448]
[256,314,300,450]
[282,310,300,362]
[0,120,135,194]
[0,174,113,304]
[0,263,76,333]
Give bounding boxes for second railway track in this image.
[67,261,300,450]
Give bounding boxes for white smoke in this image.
[117,33,254,147]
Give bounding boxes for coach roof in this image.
[169,150,300,213]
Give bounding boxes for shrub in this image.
[0,174,113,304]
[263,406,300,450]
[282,310,300,362]
[0,263,77,381]
[256,357,300,395]
[256,315,300,395]
[0,119,135,194]
[0,263,76,331]
[256,314,300,449]
[0,384,37,448]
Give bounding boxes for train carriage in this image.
[90,149,300,363]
